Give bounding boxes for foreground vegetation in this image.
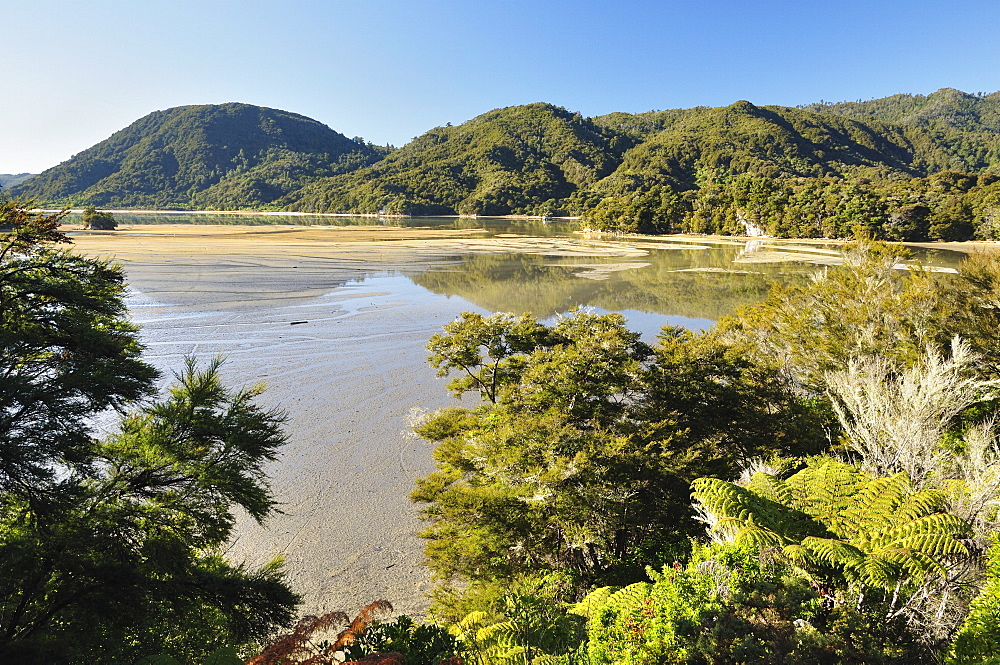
[0,201,297,662]
[407,241,1000,663]
[5,195,1000,663]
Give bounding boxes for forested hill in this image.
[14,90,1000,240]
[285,103,627,216]
[0,174,35,189]
[284,100,926,215]
[285,92,1000,240]
[11,103,386,209]
[802,88,1000,135]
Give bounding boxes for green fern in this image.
[692,457,972,592]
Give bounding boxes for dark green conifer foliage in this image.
[0,201,155,496]
[0,201,298,663]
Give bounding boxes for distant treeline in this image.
[13,89,1000,240]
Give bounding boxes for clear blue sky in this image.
[4,0,1000,174]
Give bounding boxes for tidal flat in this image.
[68,222,971,616]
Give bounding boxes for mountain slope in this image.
[800,88,1000,172]
[285,103,627,215]
[287,98,996,223]
[13,90,1000,241]
[0,174,35,189]
[801,88,1000,134]
[12,103,382,209]
[588,102,919,192]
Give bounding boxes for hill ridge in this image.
[12,90,1000,240]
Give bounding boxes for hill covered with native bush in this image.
[11,103,386,209]
[14,90,1000,240]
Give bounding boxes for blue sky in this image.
[4,0,1000,173]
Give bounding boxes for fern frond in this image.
[877,513,970,546]
[602,582,652,615]
[854,555,904,588]
[734,525,785,549]
[781,543,812,567]
[569,586,616,618]
[746,472,793,506]
[477,620,519,647]
[454,610,490,633]
[248,610,351,665]
[786,459,865,531]
[333,600,394,650]
[801,536,866,568]
[881,533,969,560]
[893,489,950,522]
[842,474,910,536]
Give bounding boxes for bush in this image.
[578,543,931,665]
[82,205,117,229]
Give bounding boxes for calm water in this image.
[97,212,969,339]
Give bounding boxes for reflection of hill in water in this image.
[411,246,816,321]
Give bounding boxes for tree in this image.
[0,201,154,497]
[718,241,949,392]
[0,201,298,662]
[824,338,998,486]
[81,205,118,230]
[413,311,825,617]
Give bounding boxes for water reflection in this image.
[90,212,970,327]
[408,247,816,321]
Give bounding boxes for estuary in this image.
[67,214,968,616]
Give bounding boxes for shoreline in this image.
[63,221,1000,256]
[41,209,1000,253]
[63,227,980,616]
[41,207,581,221]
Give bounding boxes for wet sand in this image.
[70,224,668,618]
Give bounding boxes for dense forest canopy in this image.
[11,89,1000,239]
[11,103,386,210]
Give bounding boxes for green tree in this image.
[0,202,298,662]
[718,241,948,391]
[0,201,154,496]
[414,311,825,617]
[81,205,118,230]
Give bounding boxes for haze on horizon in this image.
[4,0,1000,175]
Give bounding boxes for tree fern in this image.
[692,458,971,594]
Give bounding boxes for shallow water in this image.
[98,213,967,334]
[107,218,969,616]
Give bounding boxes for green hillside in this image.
[285,103,627,216]
[0,174,35,189]
[13,90,1000,240]
[802,87,1000,134]
[578,92,1000,238]
[286,94,1000,241]
[11,103,384,209]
